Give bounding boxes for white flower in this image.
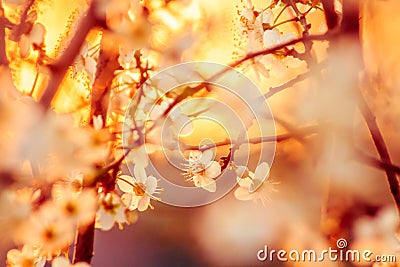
[52,256,90,267]
[183,150,221,192]
[6,245,45,267]
[261,29,300,77]
[263,28,295,49]
[117,165,161,211]
[234,162,278,205]
[95,192,127,231]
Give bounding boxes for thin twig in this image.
[356,149,400,175]
[183,125,319,152]
[164,33,334,116]
[264,70,310,98]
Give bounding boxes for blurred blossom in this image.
[51,256,90,267]
[16,203,75,257]
[193,197,282,266]
[6,245,45,267]
[0,189,38,241]
[352,206,400,257]
[51,187,97,226]
[96,192,127,231]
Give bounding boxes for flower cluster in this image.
[183,150,222,192]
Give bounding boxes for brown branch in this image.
[356,149,400,176]
[228,34,332,71]
[321,0,339,30]
[183,125,320,152]
[90,33,121,123]
[13,0,35,37]
[0,3,8,66]
[164,33,334,116]
[359,93,400,211]
[72,221,95,264]
[264,70,310,99]
[72,28,121,264]
[39,2,101,109]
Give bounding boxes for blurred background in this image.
[2,0,400,266]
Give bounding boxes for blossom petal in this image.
[30,23,45,45]
[98,211,114,231]
[263,29,280,49]
[260,10,274,25]
[201,177,216,193]
[52,256,70,267]
[117,175,134,193]
[249,179,263,193]
[130,196,140,210]
[200,149,214,166]
[121,193,132,207]
[205,161,221,179]
[254,162,270,182]
[237,177,252,187]
[138,195,150,211]
[146,176,157,194]
[189,150,202,162]
[234,187,253,201]
[134,165,147,183]
[85,57,97,76]
[192,175,201,187]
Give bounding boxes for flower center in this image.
[64,201,77,215]
[43,227,55,242]
[133,182,146,196]
[21,258,35,267]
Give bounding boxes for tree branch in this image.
[39,2,101,109]
[72,27,121,264]
[164,33,335,116]
[90,32,120,123]
[183,125,320,152]
[359,92,400,211]
[356,149,400,176]
[321,0,339,30]
[0,2,9,66]
[72,221,95,264]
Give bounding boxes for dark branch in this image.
[321,0,339,30]
[359,92,400,211]
[356,149,400,175]
[39,2,101,109]
[72,221,95,264]
[0,3,8,66]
